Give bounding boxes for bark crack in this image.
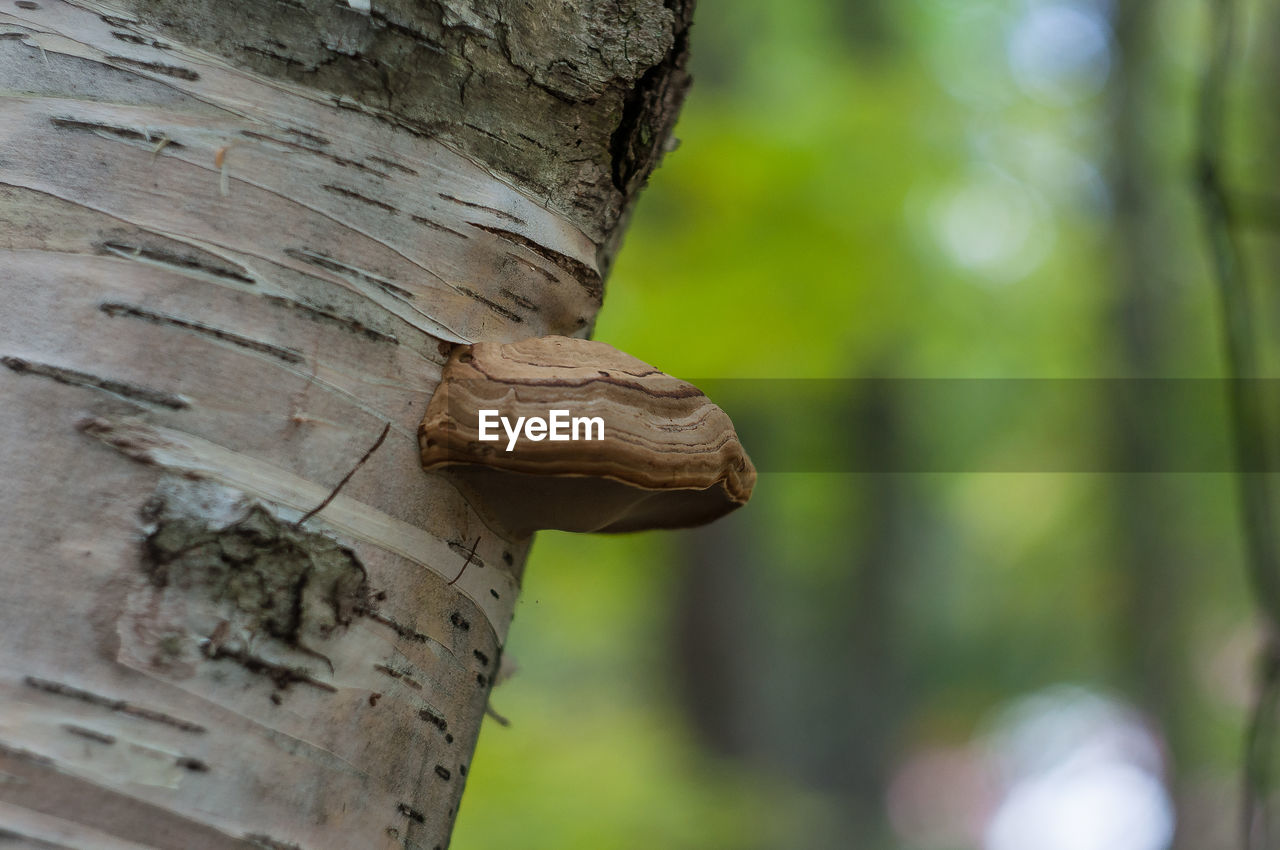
[23,676,206,733]
[1,356,189,409]
[99,302,305,364]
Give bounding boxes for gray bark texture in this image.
[114,0,693,269]
[0,0,691,847]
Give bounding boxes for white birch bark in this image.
[0,0,691,846]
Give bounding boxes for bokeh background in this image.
[452,0,1280,847]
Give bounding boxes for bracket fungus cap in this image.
[419,336,755,536]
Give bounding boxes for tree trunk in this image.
[0,0,690,847]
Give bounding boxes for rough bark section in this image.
[103,0,694,270]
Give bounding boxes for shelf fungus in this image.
[419,336,755,536]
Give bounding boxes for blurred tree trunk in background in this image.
[0,0,689,847]
[1106,0,1191,756]
[672,378,914,849]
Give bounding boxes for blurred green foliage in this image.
[452,0,1276,847]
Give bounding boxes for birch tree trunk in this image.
[0,1,691,847]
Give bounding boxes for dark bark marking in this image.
[373,664,423,690]
[434,765,451,781]
[418,708,448,732]
[437,193,524,225]
[368,154,418,175]
[454,285,524,323]
[367,8,446,53]
[397,803,427,824]
[449,612,470,631]
[505,253,558,285]
[111,31,171,49]
[244,834,303,850]
[467,222,602,300]
[386,113,448,141]
[239,131,391,178]
[284,248,415,300]
[459,121,520,150]
[445,536,481,587]
[99,240,252,283]
[202,644,337,692]
[175,756,209,772]
[261,294,398,344]
[105,55,200,80]
[13,1,39,9]
[50,117,186,150]
[2,356,189,410]
[242,44,307,69]
[365,611,430,644]
[99,302,305,364]
[472,649,489,666]
[22,676,206,733]
[489,588,500,599]
[77,416,166,463]
[446,539,486,568]
[61,724,117,745]
[516,132,550,151]
[410,213,468,239]
[322,183,398,213]
[282,126,330,146]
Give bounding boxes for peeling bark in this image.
[0,0,691,846]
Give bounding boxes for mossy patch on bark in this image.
[129,481,371,691]
[144,505,368,646]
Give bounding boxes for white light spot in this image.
[346,0,371,13]
[981,685,1175,850]
[985,761,1174,850]
[1008,5,1111,105]
[930,169,1051,282]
